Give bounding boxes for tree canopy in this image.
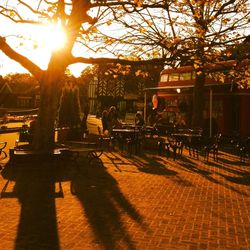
[1,1,248,73]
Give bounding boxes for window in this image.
[160,74,169,82]
[17,97,31,108]
[168,73,179,81]
[179,72,191,80]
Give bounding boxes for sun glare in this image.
[35,23,66,52]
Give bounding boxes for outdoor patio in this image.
[0,145,249,250]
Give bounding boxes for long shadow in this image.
[72,161,146,250]
[178,156,249,196]
[220,173,250,185]
[106,152,193,187]
[102,151,129,172]
[217,156,249,166]
[128,153,178,176]
[181,158,212,175]
[205,160,249,176]
[1,160,61,250]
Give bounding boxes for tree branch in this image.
[0,36,44,80]
[68,55,166,66]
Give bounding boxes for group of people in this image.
[149,109,187,128]
[101,106,145,135]
[101,106,120,135]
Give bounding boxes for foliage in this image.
[3,73,38,93]
[0,1,249,71]
[80,63,162,97]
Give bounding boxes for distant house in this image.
[86,64,162,116]
[0,77,40,110]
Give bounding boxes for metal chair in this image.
[97,126,113,150]
[167,136,183,160]
[0,142,7,159]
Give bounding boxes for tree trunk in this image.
[192,72,205,128]
[32,71,64,152]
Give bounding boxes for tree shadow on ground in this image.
[104,152,194,187]
[220,173,250,185]
[128,153,178,176]
[217,155,250,166]
[205,160,249,176]
[72,160,147,250]
[102,151,130,172]
[1,160,62,250]
[106,152,192,187]
[174,156,212,176]
[206,160,250,186]
[178,156,249,196]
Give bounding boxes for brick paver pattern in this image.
[0,148,249,250]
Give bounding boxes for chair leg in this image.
[188,147,192,157]
[213,148,217,161]
[172,147,177,160]
[213,145,219,161]
[178,146,182,158]
[166,144,170,158]
[203,147,210,161]
[126,140,132,156]
[193,147,199,159]
[158,141,163,155]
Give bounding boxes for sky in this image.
[1,0,116,78]
[0,17,91,77]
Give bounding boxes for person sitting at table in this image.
[135,112,144,127]
[175,113,187,130]
[28,116,37,143]
[107,106,121,134]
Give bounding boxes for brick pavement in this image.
[0,148,249,250]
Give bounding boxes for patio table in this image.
[171,133,203,159]
[112,128,142,154]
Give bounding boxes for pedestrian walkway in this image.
[0,148,249,250]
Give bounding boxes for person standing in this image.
[135,112,144,127]
[81,103,90,138]
[101,109,109,134]
[107,106,120,134]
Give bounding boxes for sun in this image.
[34,23,67,52]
